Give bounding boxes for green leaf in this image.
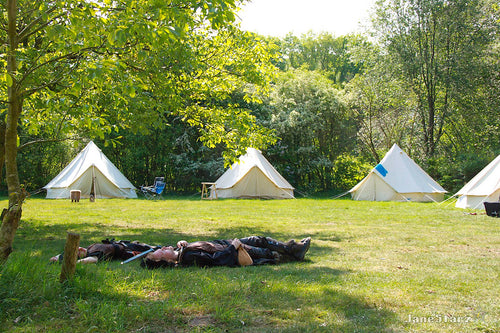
[128,87,136,98]
[5,73,13,87]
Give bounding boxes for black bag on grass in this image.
[483,202,500,217]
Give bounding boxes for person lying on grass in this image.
[49,239,154,264]
[142,236,311,269]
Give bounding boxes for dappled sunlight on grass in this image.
[0,198,498,332]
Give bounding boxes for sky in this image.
[236,0,377,37]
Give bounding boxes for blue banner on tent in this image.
[375,163,388,177]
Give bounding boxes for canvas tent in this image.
[44,141,137,199]
[349,144,446,202]
[455,155,500,209]
[210,148,294,199]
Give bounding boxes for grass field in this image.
[0,197,498,332]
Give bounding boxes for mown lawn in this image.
[0,197,498,332]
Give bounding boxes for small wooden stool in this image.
[70,190,81,202]
[201,182,217,200]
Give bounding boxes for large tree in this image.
[372,0,499,158]
[344,41,419,162]
[99,27,278,190]
[0,0,275,262]
[275,32,364,86]
[268,69,354,192]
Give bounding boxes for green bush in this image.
[331,154,372,191]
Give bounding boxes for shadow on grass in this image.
[8,219,399,331]
[14,219,188,260]
[15,219,344,268]
[1,256,399,332]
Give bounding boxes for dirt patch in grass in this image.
[187,314,214,327]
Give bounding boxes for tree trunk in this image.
[0,96,25,262]
[0,0,24,263]
[0,120,5,174]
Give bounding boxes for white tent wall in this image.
[348,173,444,201]
[215,166,294,199]
[400,192,444,202]
[455,191,500,209]
[350,173,397,201]
[210,148,294,199]
[44,141,137,199]
[89,166,137,198]
[45,166,95,199]
[349,144,446,202]
[454,155,500,209]
[45,167,135,199]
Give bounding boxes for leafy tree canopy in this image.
[0,0,277,260]
[1,0,276,159]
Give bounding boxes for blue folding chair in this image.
[140,177,166,199]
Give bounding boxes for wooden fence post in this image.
[60,232,80,283]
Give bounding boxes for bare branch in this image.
[18,44,105,94]
[17,3,57,40]
[18,136,82,151]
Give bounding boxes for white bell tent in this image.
[349,144,446,202]
[455,155,500,209]
[211,148,294,199]
[44,141,137,199]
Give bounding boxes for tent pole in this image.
[93,166,101,199]
[90,166,96,202]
